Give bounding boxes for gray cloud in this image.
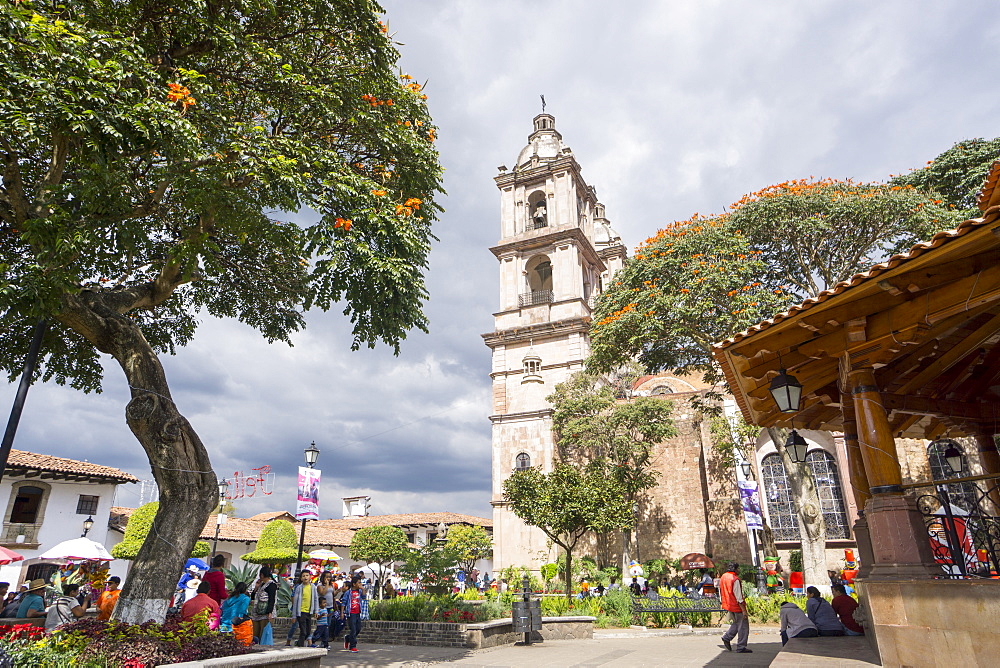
[4,0,999,521]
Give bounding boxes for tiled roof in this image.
[316,512,493,530]
[976,160,1000,212]
[7,450,138,483]
[248,511,296,522]
[713,213,999,351]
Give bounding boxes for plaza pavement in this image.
[318,628,786,667]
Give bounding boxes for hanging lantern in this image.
[784,430,809,463]
[769,369,803,413]
[943,444,964,474]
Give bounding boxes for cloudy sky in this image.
[3,1,999,520]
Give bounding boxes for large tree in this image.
[590,178,964,588]
[349,525,408,599]
[891,137,1000,217]
[0,0,441,622]
[502,461,629,601]
[444,524,492,577]
[548,370,675,576]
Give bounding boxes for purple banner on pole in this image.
[738,479,763,531]
[296,466,321,520]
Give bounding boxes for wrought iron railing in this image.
[519,290,553,307]
[914,479,1000,578]
[530,219,548,230]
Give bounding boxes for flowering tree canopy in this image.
[0,0,441,622]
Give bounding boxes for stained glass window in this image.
[927,439,981,512]
[760,450,850,540]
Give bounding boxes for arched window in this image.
[528,191,548,229]
[515,453,531,471]
[761,454,799,540]
[10,486,43,524]
[928,439,980,512]
[651,385,673,396]
[760,450,850,541]
[520,255,553,307]
[804,450,849,540]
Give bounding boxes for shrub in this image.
[111,502,210,559]
[743,590,806,624]
[242,520,299,564]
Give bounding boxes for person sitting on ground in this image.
[16,579,48,619]
[830,584,864,636]
[181,581,222,626]
[805,586,845,636]
[96,576,121,621]
[779,601,818,645]
[45,583,89,630]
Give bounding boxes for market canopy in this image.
[39,537,114,562]
[679,553,715,569]
[713,164,1000,441]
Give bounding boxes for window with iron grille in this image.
[515,453,531,470]
[928,439,981,512]
[76,495,99,515]
[760,451,850,540]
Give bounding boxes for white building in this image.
[484,113,626,570]
[0,449,137,587]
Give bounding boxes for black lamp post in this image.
[784,430,809,464]
[769,368,803,413]
[740,460,753,478]
[81,516,94,538]
[212,476,230,558]
[296,442,320,577]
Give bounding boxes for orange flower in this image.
[372,190,387,196]
[334,217,353,231]
[404,197,422,209]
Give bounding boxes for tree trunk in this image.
[58,293,217,623]
[621,527,633,583]
[563,545,573,602]
[766,428,828,591]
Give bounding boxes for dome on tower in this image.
[592,202,622,248]
[515,114,572,169]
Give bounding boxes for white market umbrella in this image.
[39,537,114,562]
[308,549,342,561]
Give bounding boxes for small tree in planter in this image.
[242,520,299,566]
[444,525,493,578]
[398,542,460,596]
[350,526,408,599]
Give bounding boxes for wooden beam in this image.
[889,414,923,437]
[875,248,1000,297]
[951,342,1000,401]
[895,312,1000,395]
[880,393,991,420]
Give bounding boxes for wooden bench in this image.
[630,595,725,627]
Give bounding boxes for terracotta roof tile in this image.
[7,450,138,483]
[977,161,1000,212]
[316,512,492,530]
[713,210,1000,351]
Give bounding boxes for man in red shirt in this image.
[719,561,752,653]
[182,581,222,625]
[830,584,864,635]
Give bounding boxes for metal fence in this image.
[914,479,1000,578]
[519,290,553,307]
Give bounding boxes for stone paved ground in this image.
[319,629,784,667]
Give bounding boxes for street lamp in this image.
[81,516,94,538]
[740,460,753,478]
[212,476,230,558]
[296,442,320,577]
[784,430,809,464]
[769,369,803,413]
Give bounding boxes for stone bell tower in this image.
[483,113,626,570]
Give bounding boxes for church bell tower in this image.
[483,114,626,569]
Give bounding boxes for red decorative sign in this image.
[226,466,274,499]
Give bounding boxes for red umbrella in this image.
[0,546,24,566]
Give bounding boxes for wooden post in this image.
[841,394,874,579]
[847,368,937,579]
[974,433,1000,513]
[841,395,871,511]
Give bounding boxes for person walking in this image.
[96,576,121,621]
[311,599,330,648]
[291,570,319,647]
[249,566,278,645]
[340,577,369,653]
[203,555,230,606]
[719,561,752,654]
[806,586,846,636]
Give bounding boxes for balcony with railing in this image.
[519,290,553,307]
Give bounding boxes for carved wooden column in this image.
[848,368,937,579]
[841,394,874,578]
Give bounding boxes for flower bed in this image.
[0,616,250,667]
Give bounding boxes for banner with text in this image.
[296,467,321,520]
[738,479,764,531]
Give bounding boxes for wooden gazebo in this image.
[712,164,1000,664]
